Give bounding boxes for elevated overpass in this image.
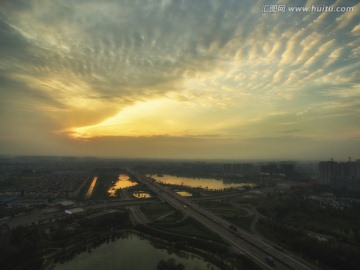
[128,168,313,270]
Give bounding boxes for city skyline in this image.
[1,0,359,159]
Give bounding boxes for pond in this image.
[151,174,255,190]
[132,191,152,199]
[54,233,219,270]
[108,174,137,197]
[176,191,193,197]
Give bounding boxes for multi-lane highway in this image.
[129,169,313,270]
[5,199,155,229]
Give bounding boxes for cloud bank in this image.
[0,0,359,159]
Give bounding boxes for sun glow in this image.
[69,97,232,139]
[2,0,359,159]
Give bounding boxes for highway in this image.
[5,199,156,229]
[129,169,313,270]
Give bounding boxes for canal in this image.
[85,176,98,199]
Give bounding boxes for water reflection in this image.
[85,176,98,199]
[176,191,192,197]
[132,191,152,198]
[108,174,137,197]
[151,174,255,190]
[55,233,219,270]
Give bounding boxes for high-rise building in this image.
[319,161,336,185]
[318,160,360,192]
[260,162,295,179]
[223,163,254,175]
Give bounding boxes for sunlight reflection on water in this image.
[108,174,137,197]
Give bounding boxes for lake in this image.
[150,174,255,190]
[54,233,219,270]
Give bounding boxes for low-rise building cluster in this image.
[22,173,89,198]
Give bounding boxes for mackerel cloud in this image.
[0,0,359,158]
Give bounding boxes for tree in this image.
[157,258,185,270]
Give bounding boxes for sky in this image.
[0,0,359,160]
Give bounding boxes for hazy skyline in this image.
[0,0,359,160]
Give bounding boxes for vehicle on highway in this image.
[265,255,276,266]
